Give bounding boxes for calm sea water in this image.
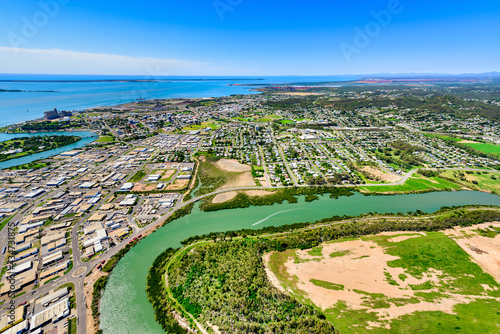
[0,75,357,127]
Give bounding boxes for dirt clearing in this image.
[211,190,275,204]
[216,159,251,172]
[212,191,238,203]
[362,166,401,183]
[220,172,256,189]
[264,228,500,326]
[445,221,500,282]
[167,179,190,190]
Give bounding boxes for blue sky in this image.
[0,0,499,75]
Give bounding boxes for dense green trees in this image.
[20,121,77,131]
[92,276,108,318]
[0,135,80,162]
[146,248,187,333]
[167,241,338,333]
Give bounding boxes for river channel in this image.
[100,190,500,333]
[0,131,97,169]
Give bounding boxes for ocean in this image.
[0,75,357,127]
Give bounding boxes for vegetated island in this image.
[0,120,80,133]
[145,207,500,334]
[0,135,81,162]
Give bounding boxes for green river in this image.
[100,191,500,333]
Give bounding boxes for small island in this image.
[0,135,81,162]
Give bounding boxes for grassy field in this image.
[129,170,147,182]
[0,215,14,232]
[183,121,220,131]
[257,115,282,123]
[8,161,49,170]
[96,135,114,143]
[441,170,500,194]
[68,317,77,334]
[231,116,251,122]
[426,133,500,157]
[310,279,344,291]
[269,231,500,333]
[359,175,462,193]
[460,141,500,157]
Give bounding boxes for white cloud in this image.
[0,47,245,75]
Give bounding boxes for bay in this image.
[0,75,356,127]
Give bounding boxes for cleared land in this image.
[445,221,500,282]
[362,166,401,183]
[212,191,238,203]
[360,175,463,193]
[265,227,500,333]
[215,159,251,172]
[160,169,176,181]
[441,170,500,194]
[212,190,275,204]
[166,179,190,190]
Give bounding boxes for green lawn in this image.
[0,215,14,232]
[96,136,114,143]
[307,246,323,256]
[183,121,220,131]
[8,161,49,170]
[68,317,77,334]
[329,250,350,258]
[460,142,500,157]
[359,176,462,193]
[231,117,251,122]
[310,279,344,291]
[129,170,146,182]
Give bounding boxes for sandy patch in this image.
[264,237,482,323]
[160,169,176,181]
[220,172,256,189]
[132,183,157,192]
[446,222,500,282]
[257,177,268,187]
[212,190,275,204]
[362,166,401,182]
[263,252,286,293]
[84,268,108,333]
[216,159,251,172]
[378,232,426,243]
[378,231,426,237]
[212,191,238,204]
[388,235,422,243]
[245,190,275,197]
[167,179,190,190]
[459,140,479,144]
